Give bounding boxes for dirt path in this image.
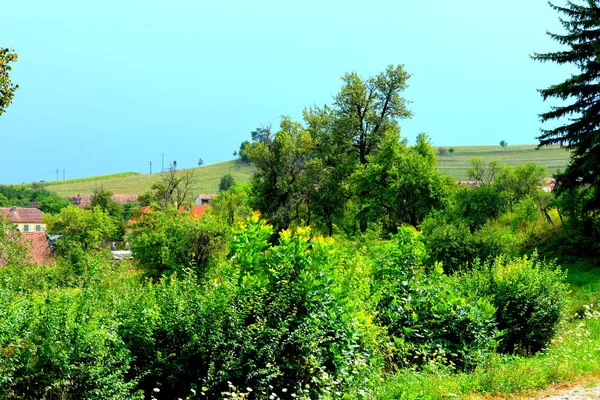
[527,384,600,399]
[475,380,600,399]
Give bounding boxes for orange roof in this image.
[190,205,209,219]
[21,232,54,265]
[1,207,45,223]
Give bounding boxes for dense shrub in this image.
[465,255,569,355]
[129,208,228,278]
[453,185,507,231]
[0,287,136,399]
[370,228,498,371]
[120,214,382,399]
[421,216,514,273]
[420,216,476,272]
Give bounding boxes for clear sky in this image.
[0,0,569,183]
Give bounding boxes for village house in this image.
[1,207,46,232]
[195,194,215,205]
[0,207,53,265]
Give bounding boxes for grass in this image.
[43,161,255,197]
[18,172,142,188]
[12,145,569,196]
[437,144,570,180]
[374,257,600,400]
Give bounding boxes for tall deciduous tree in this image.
[0,47,18,116]
[248,116,314,232]
[334,64,412,165]
[533,1,600,214]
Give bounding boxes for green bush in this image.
[119,215,383,399]
[420,216,476,272]
[453,186,507,231]
[465,255,569,355]
[129,208,228,278]
[0,287,136,399]
[371,228,498,371]
[421,216,515,273]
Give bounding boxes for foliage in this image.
[0,265,138,398]
[533,0,600,216]
[333,64,412,165]
[465,255,569,355]
[219,173,235,192]
[499,140,508,149]
[198,158,204,166]
[468,158,501,185]
[89,186,126,240]
[421,214,514,273]
[129,207,227,278]
[350,132,450,231]
[149,163,195,208]
[45,205,116,253]
[210,214,382,398]
[0,184,70,214]
[208,183,251,226]
[248,117,314,232]
[370,228,498,371]
[0,217,30,266]
[0,46,18,116]
[494,163,545,211]
[453,185,507,231]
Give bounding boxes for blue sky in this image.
[0,0,568,183]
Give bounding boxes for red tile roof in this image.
[112,194,138,204]
[0,207,45,223]
[65,194,139,209]
[20,232,54,265]
[190,205,209,219]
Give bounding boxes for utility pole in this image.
[149,161,152,174]
[55,169,59,181]
[161,153,165,172]
[63,170,65,181]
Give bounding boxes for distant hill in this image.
[12,145,570,197]
[435,144,569,181]
[43,160,255,197]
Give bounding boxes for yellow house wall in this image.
[15,223,46,233]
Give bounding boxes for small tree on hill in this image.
[219,173,235,192]
[499,140,508,150]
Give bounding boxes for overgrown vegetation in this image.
[2,15,600,397]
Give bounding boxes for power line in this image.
[149,161,152,174]
[55,169,59,181]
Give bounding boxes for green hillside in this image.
[47,161,255,197]
[436,144,570,180]
[30,145,570,197]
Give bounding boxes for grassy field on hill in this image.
[436,144,570,180]
[47,161,255,197]
[31,145,569,196]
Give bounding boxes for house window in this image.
[36,225,41,232]
[23,224,30,232]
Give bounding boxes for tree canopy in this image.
[0,47,18,116]
[533,0,600,215]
